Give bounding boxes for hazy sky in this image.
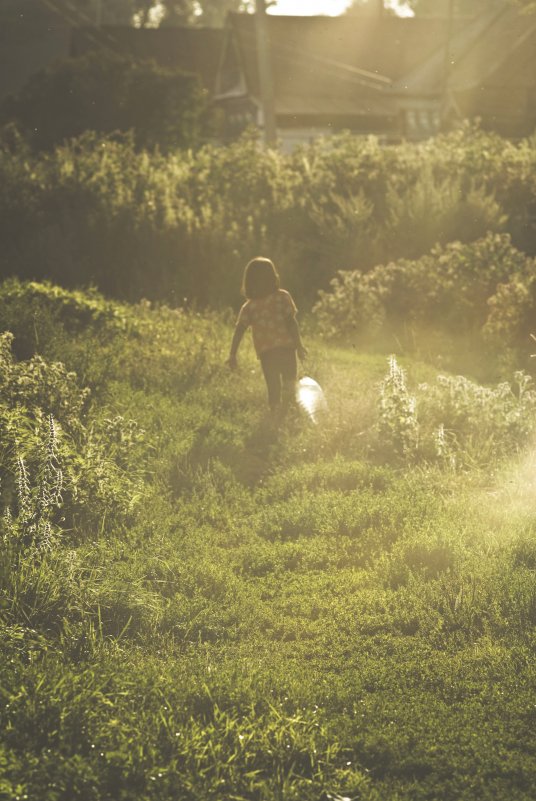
[268,0,413,15]
[269,0,351,13]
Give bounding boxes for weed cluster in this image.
[376,355,536,466]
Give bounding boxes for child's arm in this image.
[286,315,307,362]
[227,322,247,369]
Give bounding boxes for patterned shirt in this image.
[237,289,297,357]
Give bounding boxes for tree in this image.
[156,0,251,27]
[405,0,488,15]
[0,0,144,24]
[0,0,252,26]
[405,0,535,16]
[345,0,395,15]
[0,51,209,151]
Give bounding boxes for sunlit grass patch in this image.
[2,281,536,800]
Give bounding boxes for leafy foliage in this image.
[155,0,251,26]
[1,51,209,152]
[377,355,536,466]
[0,125,534,308]
[0,0,253,26]
[0,0,152,25]
[314,233,536,373]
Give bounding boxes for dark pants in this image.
[259,346,297,410]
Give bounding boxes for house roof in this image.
[224,12,458,117]
[71,26,225,92]
[450,5,536,91]
[395,3,536,96]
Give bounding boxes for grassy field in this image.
[1,282,536,800]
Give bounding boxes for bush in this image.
[0,330,146,549]
[0,125,533,309]
[314,233,536,366]
[483,271,536,367]
[1,51,209,152]
[376,356,536,466]
[0,279,133,361]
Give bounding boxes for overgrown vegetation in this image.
[0,125,534,309]
[314,232,536,377]
[0,52,210,152]
[1,279,536,800]
[1,110,535,801]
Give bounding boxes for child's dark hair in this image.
[241,257,280,299]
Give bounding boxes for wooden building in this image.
[214,3,536,146]
[397,2,536,139]
[1,2,534,146]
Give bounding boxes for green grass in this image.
[1,282,536,800]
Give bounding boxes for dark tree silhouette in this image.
[156,0,251,27]
[344,0,535,18]
[1,51,209,151]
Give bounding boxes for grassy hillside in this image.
[1,281,536,800]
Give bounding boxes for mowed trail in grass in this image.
[1,284,536,801]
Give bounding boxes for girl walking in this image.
[228,257,307,413]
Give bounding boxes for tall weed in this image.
[377,356,536,466]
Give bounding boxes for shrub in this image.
[417,370,536,464]
[0,331,90,435]
[0,330,146,543]
[378,356,418,459]
[382,170,506,260]
[1,51,209,152]
[0,279,133,362]
[0,125,533,311]
[314,233,536,363]
[376,356,536,466]
[483,271,536,367]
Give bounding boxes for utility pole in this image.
[255,0,277,147]
[441,0,455,126]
